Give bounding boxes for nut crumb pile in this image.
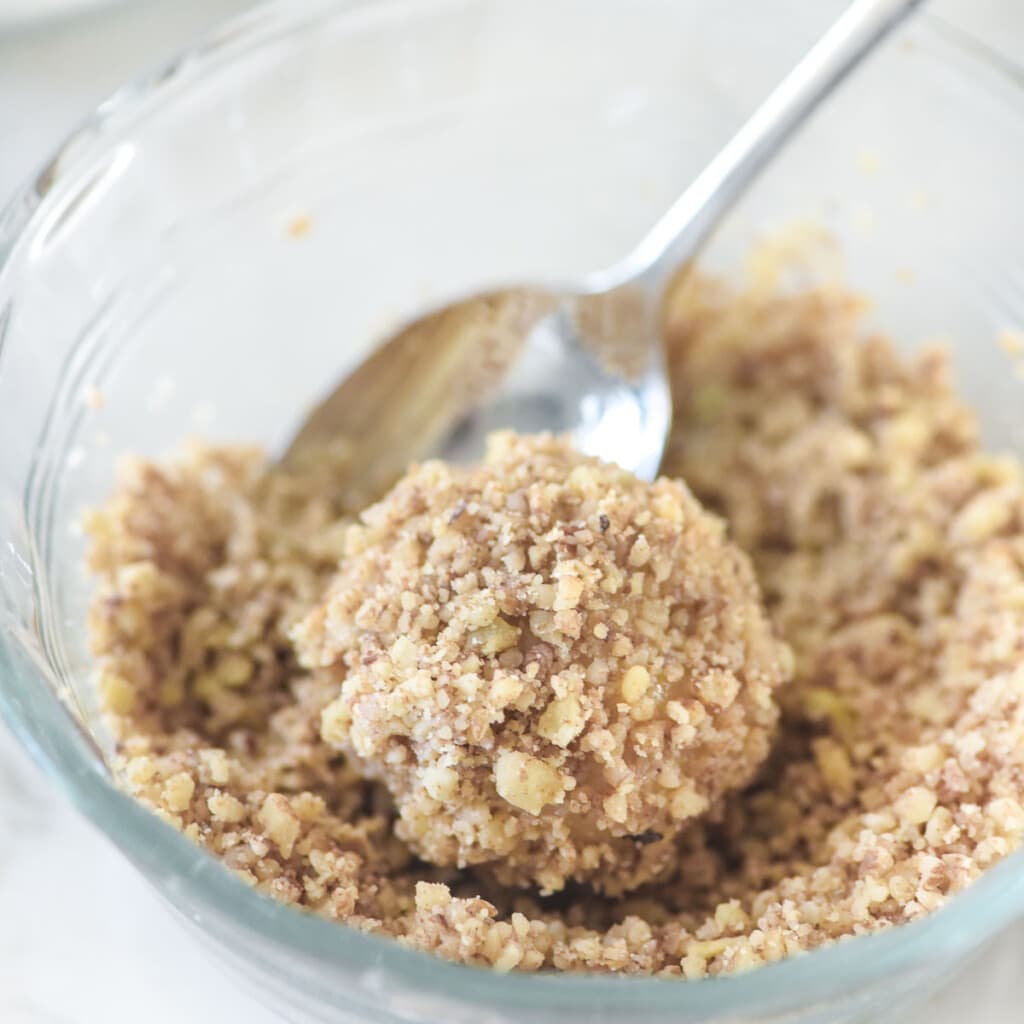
[293,432,786,895]
[87,268,1024,977]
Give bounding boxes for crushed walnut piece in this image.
[293,432,786,894]
[86,267,1024,977]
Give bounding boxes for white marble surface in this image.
[2,2,1024,1022]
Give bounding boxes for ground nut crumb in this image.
[87,264,1024,977]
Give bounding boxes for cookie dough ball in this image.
[293,433,787,894]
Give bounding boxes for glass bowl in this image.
[2,1,1024,1021]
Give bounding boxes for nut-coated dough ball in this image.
[293,433,788,894]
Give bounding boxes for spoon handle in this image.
[595,0,925,291]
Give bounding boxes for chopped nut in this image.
[415,881,452,912]
[554,573,584,611]
[208,791,246,824]
[216,652,253,687]
[258,794,301,858]
[670,786,709,820]
[950,488,1014,544]
[162,772,195,813]
[896,786,938,826]
[621,665,651,704]
[423,765,459,801]
[494,751,566,815]
[537,696,586,747]
[99,672,135,714]
[812,737,854,798]
[470,618,521,655]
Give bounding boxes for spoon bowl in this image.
[285,284,672,487]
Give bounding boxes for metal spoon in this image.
[285,0,922,495]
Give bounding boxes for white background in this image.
[1,2,1024,1022]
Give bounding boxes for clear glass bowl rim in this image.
[2,0,1024,1015]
